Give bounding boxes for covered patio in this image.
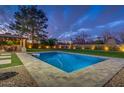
[0,33,27,52]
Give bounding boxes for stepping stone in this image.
[0,59,11,65]
[0,56,11,59]
[0,53,11,56]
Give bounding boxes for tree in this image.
[94,40,104,44]
[119,31,124,43]
[72,31,89,44]
[47,38,58,46]
[102,31,113,43]
[9,6,48,47]
[41,38,58,46]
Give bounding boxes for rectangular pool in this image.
[33,52,106,73]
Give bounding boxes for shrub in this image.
[0,41,7,45]
[6,41,14,46]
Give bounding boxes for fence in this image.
[33,44,124,52]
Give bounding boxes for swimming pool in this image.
[33,52,106,73]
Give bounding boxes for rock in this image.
[0,72,18,80]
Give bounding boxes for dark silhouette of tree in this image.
[72,31,89,44]
[119,31,124,43]
[102,31,113,43]
[9,6,48,47]
[41,38,58,46]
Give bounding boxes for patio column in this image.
[21,38,26,52]
[20,39,23,47]
[22,39,26,48]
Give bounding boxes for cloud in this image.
[96,20,124,29]
[58,20,124,40]
[78,28,91,32]
[108,20,124,28]
[58,28,91,39]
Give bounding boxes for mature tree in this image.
[47,38,58,46]
[9,6,48,47]
[72,31,89,44]
[102,31,113,43]
[91,36,103,44]
[119,31,124,43]
[41,38,58,46]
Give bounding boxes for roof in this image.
[0,33,27,39]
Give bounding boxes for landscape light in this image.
[53,46,56,49]
[120,45,124,52]
[28,44,32,49]
[46,46,50,49]
[91,45,95,50]
[73,46,76,49]
[104,46,109,51]
[82,47,85,50]
[59,45,62,48]
[38,46,41,49]
[121,48,124,52]
[68,45,71,49]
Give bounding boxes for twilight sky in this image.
[0,5,124,40]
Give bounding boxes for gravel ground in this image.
[105,67,124,87]
[0,65,38,87]
[0,64,124,87]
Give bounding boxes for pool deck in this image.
[17,52,124,87]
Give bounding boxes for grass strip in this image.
[0,53,23,68]
[27,48,124,58]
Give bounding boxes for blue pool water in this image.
[33,52,106,73]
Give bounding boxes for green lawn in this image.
[27,48,124,58]
[0,53,23,68]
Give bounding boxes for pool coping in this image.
[29,50,112,59]
[32,51,108,74]
[17,52,124,87]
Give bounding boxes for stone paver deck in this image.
[105,67,124,87]
[17,52,124,87]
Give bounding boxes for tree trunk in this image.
[32,29,35,48]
